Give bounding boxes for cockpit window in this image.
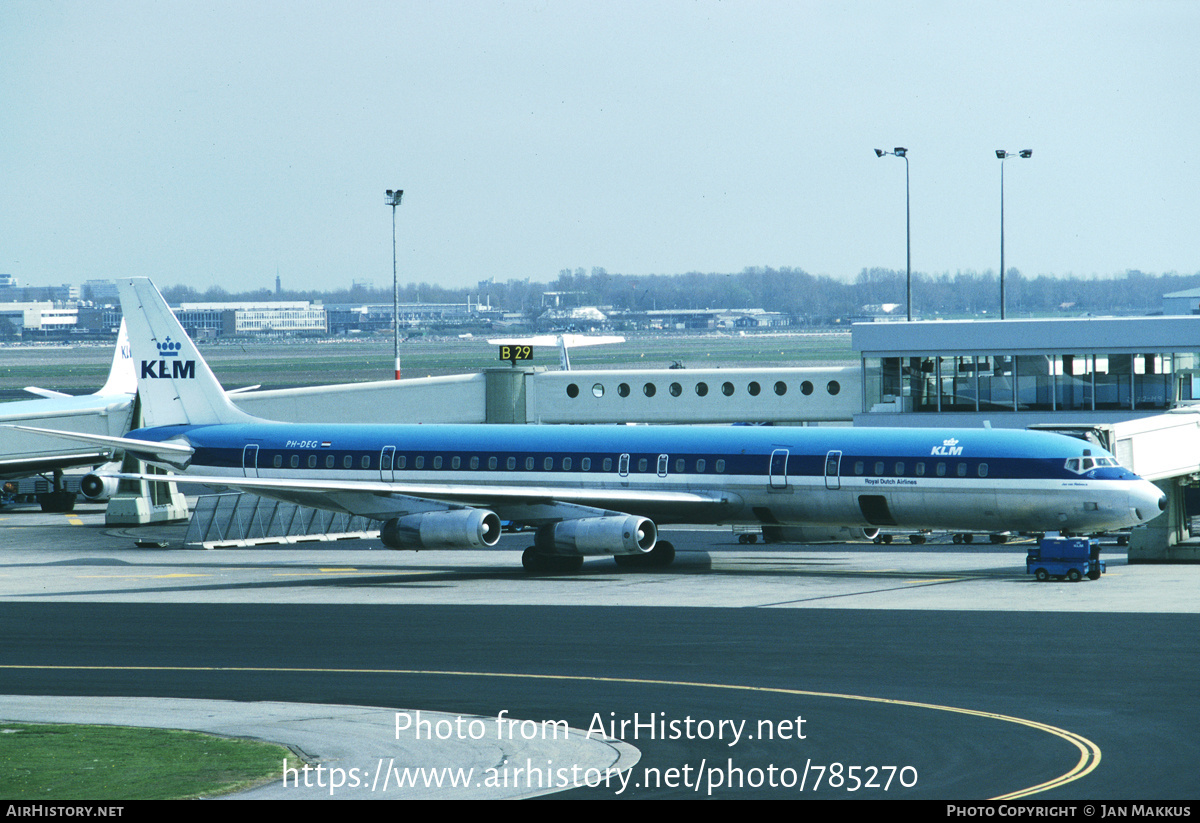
[1065,456,1119,473]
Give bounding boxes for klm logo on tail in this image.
[141,337,195,379]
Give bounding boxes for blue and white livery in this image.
[14,278,1167,571]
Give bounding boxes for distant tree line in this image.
[158,266,1200,324]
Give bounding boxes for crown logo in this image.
[942,438,959,447]
[156,338,182,357]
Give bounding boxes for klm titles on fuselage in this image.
[930,438,964,457]
[141,337,194,379]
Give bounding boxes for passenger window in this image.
[748,381,761,396]
[915,462,925,476]
[273,455,283,468]
[563,457,572,471]
[696,382,709,397]
[669,382,682,397]
[895,462,904,475]
[936,462,946,477]
[774,381,787,396]
[801,381,813,395]
[644,383,657,397]
[525,457,534,471]
[307,455,317,468]
[433,456,443,469]
[544,457,554,471]
[638,458,648,472]
[715,459,726,473]
[487,456,497,470]
[874,461,884,475]
[582,457,591,471]
[604,457,613,472]
[325,455,334,469]
[415,456,424,469]
[696,458,706,472]
[452,456,461,470]
[507,457,516,470]
[618,383,630,397]
[396,456,406,470]
[566,384,579,398]
[722,382,734,396]
[362,455,371,469]
[854,461,864,475]
[675,458,685,473]
[956,463,967,477]
[978,463,988,477]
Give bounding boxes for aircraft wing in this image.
[116,470,740,523]
[3,426,195,464]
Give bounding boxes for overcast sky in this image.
[1,1,1197,294]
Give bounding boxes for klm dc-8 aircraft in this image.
[16,278,1166,572]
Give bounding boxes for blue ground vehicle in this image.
[1026,537,1105,582]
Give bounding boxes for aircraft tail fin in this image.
[96,319,136,397]
[117,278,255,427]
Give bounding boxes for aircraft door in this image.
[242,445,259,478]
[380,446,396,482]
[769,449,789,489]
[824,450,842,490]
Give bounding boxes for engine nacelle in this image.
[381,509,501,550]
[80,473,121,502]
[535,515,657,556]
[761,525,879,544]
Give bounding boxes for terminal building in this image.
[853,316,1200,428]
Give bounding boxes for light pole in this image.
[995,149,1031,319]
[386,188,403,379]
[874,147,911,320]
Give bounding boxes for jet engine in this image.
[534,515,657,556]
[381,509,501,550]
[80,473,121,502]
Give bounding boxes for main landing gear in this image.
[521,541,676,574]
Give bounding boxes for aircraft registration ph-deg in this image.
[10,277,1167,572]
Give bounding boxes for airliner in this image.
[0,321,135,511]
[11,278,1166,572]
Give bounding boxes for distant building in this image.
[173,302,327,338]
[1162,288,1200,315]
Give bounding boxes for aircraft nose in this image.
[1131,480,1167,522]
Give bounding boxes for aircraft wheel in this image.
[963,533,974,543]
[1066,569,1082,583]
[522,547,546,573]
[1035,569,1049,582]
[989,533,1008,544]
[38,491,76,513]
[646,540,675,568]
[909,534,926,544]
[952,534,964,544]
